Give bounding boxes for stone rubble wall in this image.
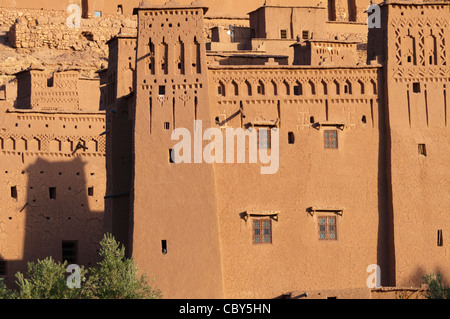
[1,8,137,51]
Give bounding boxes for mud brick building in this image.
[0,0,449,299]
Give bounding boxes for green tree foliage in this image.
[0,234,162,299]
[89,233,162,299]
[13,258,91,299]
[422,272,450,299]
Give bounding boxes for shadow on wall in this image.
[1,157,105,288]
[376,69,395,287]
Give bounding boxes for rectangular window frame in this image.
[318,215,337,241]
[324,130,338,149]
[258,128,272,150]
[253,218,272,244]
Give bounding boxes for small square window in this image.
[164,122,170,130]
[318,216,337,240]
[418,144,427,156]
[88,187,94,197]
[280,30,288,39]
[294,85,302,96]
[94,11,102,17]
[159,85,166,96]
[302,30,310,40]
[258,128,272,149]
[413,82,421,93]
[324,130,338,149]
[253,219,272,244]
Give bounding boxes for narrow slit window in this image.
[437,230,443,247]
[164,122,170,130]
[169,149,175,163]
[11,186,17,199]
[49,187,56,200]
[162,240,167,254]
[88,187,94,197]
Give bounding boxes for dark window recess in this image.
[62,241,78,264]
[280,30,287,39]
[302,30,310,40]
[11,186,17,199]
[418,144,427,156]
[310,116,315,124]
[49,187,56,200]
[437,230,443,247]
[164,122,170,130]
[413,82,421,93]
[88,187,94,197]
[294,85,303,96]
[253,219,272,244]
[162,240,167,254]
[0,260,6,276]
[159,85,166,96]
[288,132,295,144]
[169,149,175,163]
[362,115,367,124]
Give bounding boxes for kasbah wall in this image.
[0,0,448,300]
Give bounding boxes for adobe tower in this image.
[131,1,224,298]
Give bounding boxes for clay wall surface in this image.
[104,36,135,256]
[0,105,107,286]
[131,5,224,299]
[207,65,387,298]
[376,1,450,287]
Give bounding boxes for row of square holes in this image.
[14,123,103,129]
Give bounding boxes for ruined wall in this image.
[5,7,137,51]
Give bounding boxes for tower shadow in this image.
[1,157,105,288]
